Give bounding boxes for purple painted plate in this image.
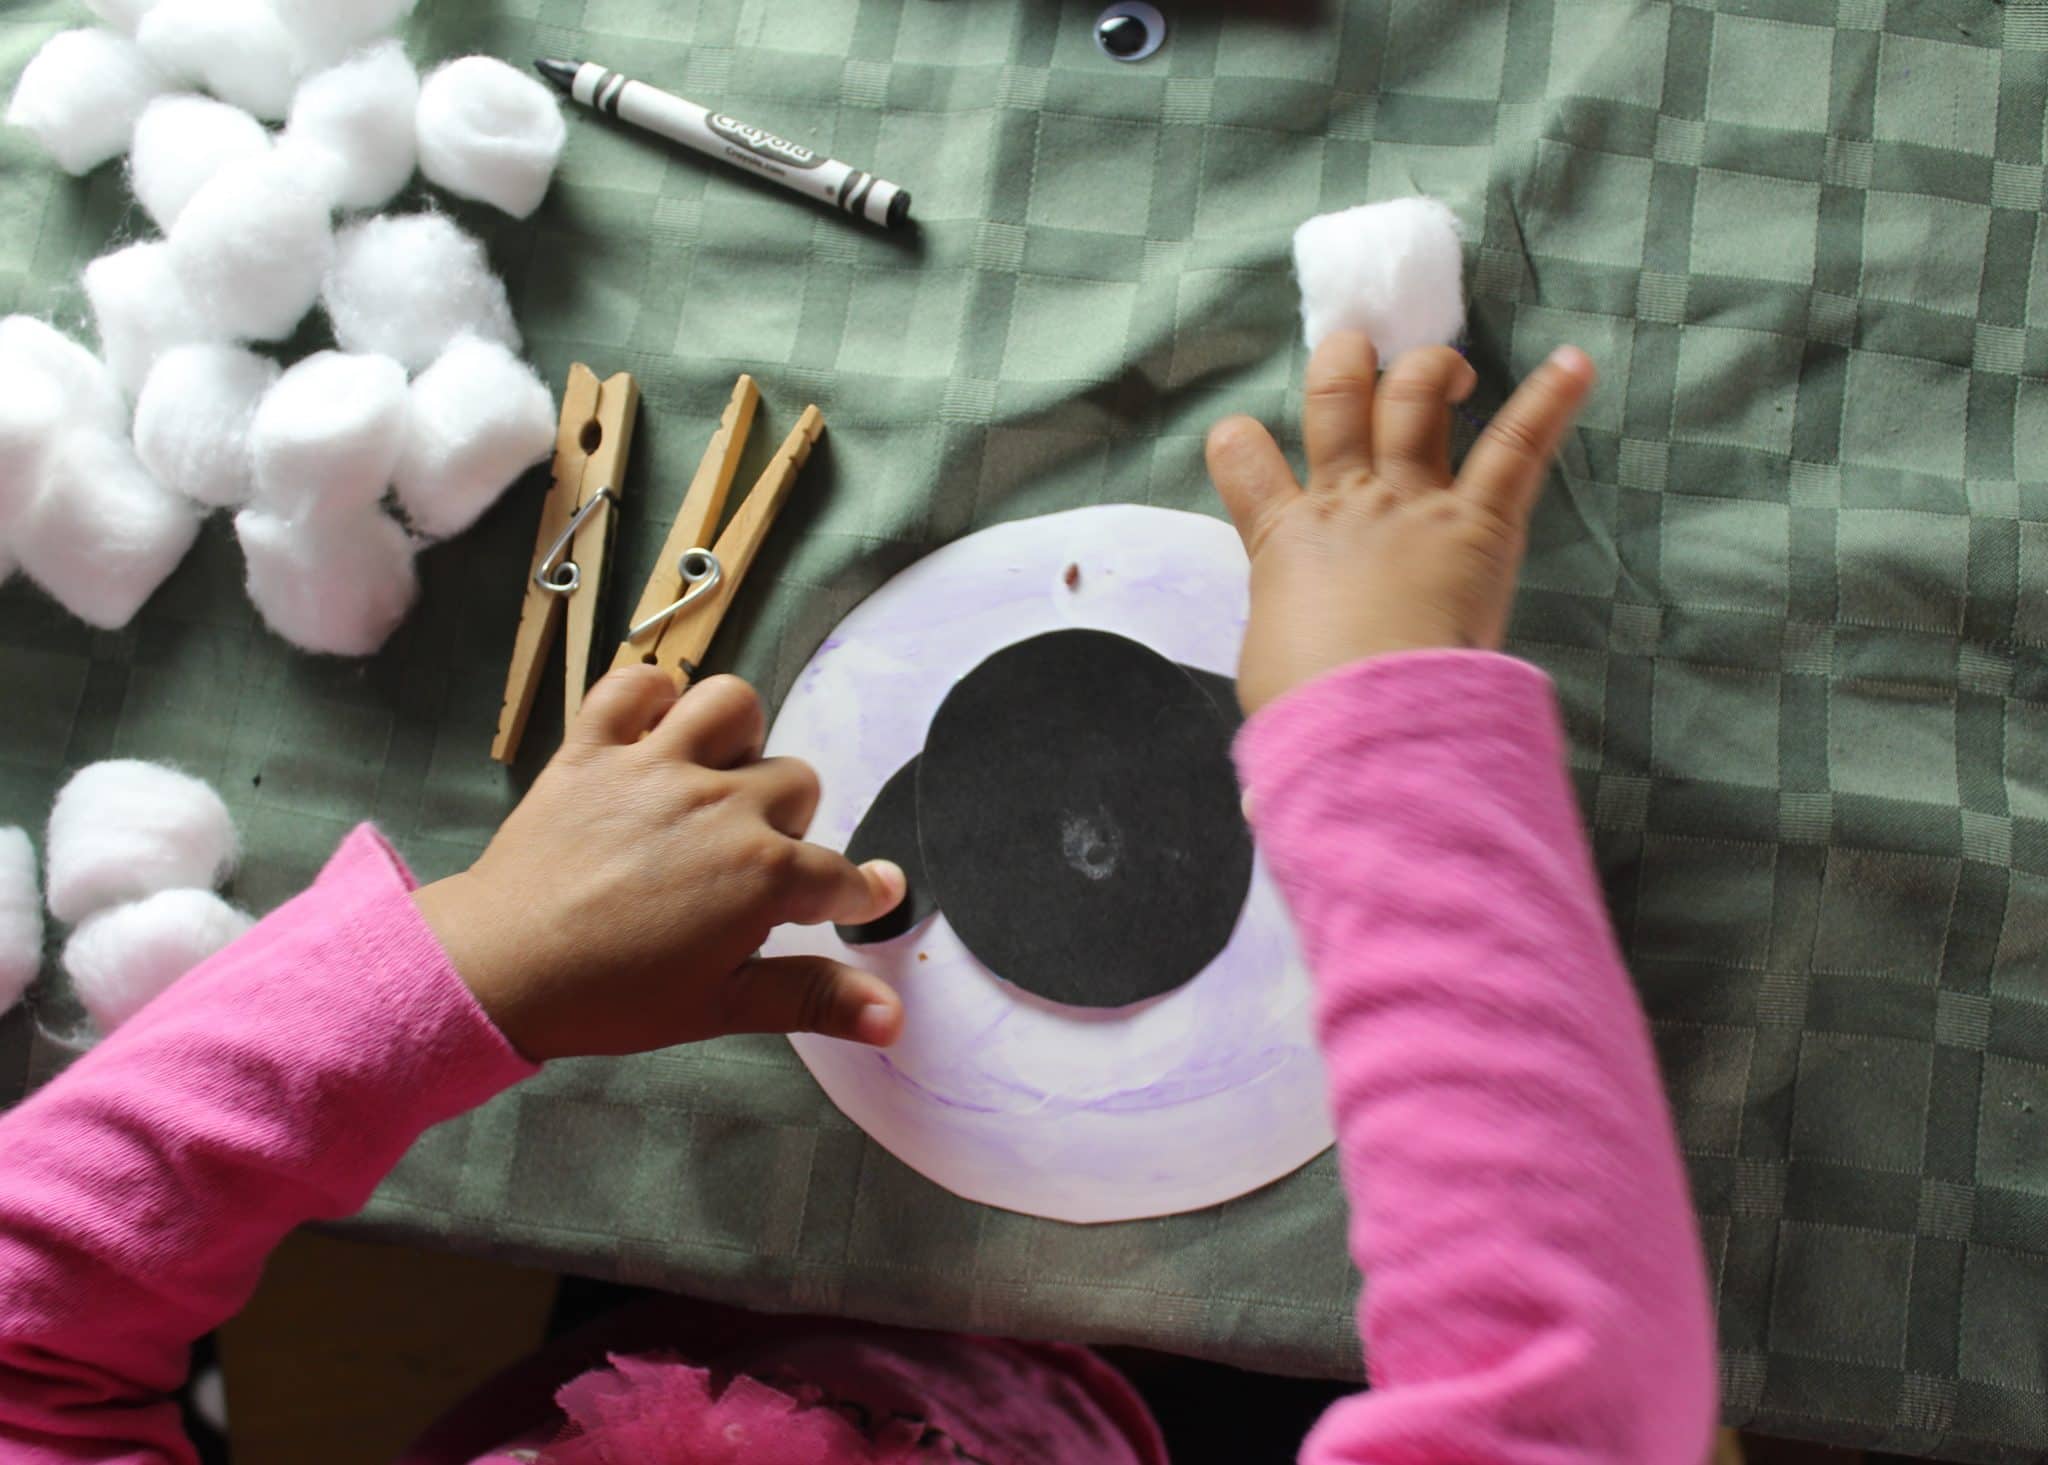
[767,506,1333,1223]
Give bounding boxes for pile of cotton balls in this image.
[1,760,251,1034]
[0,0,565,656]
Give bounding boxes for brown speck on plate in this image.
[1063,563,1080,589]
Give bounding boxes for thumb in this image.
[1205,414,1301,556]
[717,955,904,1046]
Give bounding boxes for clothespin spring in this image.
[626,549,724,641]
[534,487,620,595]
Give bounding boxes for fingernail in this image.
[853,1001,901,1047]
[1547,345,1594,378]
[864,859,907,908]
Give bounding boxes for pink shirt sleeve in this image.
[1235,651,1717,1464]
[0,826,536,1464]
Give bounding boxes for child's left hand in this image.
[413,667,907,1061]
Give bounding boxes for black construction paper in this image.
[836,754,939,945]
[915,630,1253,1008]
[1185,667,1246,738]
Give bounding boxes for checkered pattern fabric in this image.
[2,1,2045,1456]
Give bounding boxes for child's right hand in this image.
[1206,331,1594,715]
[414,668,907,1061]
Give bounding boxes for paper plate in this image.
[766,505,1332,1223]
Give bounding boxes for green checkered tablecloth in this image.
[4,0,2047,1456]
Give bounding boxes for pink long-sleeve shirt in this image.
[0,651,1715,1463]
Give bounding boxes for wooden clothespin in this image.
[492,364,641,763]
[613,375,824,689]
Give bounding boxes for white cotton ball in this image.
[236,505,417,656]
[1293,196,1467,361]
[136,0,303,121]
[0,317,128,435]
[133,343,278,508]
[45,760,238,925]
[65,889,254,1031]
[280,42,419,212]
[168,152,335,342]
[249,351,408,519]
[272,0,418,70]
[394,337,555,539]
[415,57,566,219]
[84,240,220,398]
[85,0,165,35]
[321,213,517,372]
[0,359,67,548]
[14,432,201,631]
[129,94,272,231]
[6,28,167,176]
[0,828,42,1016]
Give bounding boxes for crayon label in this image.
[706,115,824,170]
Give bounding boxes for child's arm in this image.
[1210,336,1718,1462]
[0,674,906,1462]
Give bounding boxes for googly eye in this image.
[1095,2,1166,62]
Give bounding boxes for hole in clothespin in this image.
[580,419,604,454]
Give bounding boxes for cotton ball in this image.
[130,94,271,231]
[5,28,167,176]
[0,829,42,1016]
[84,240,220,398]
[64,889,254,1031]
[321,213,517,372]
[248,351,408,519]
[236,506,417,656]
[169,152,334,342]
[136,0,303,121]
[280,42,419,212]
[272,0,417,68]
[14,433,201,631]
[86,0,165,34]
[0,359,67,547]
[133,344,278,508]
[394,337,555,539]
[0,317,127,435]
[45,760,238,925]
[415,57,566,219]
[1293,197,1467,361]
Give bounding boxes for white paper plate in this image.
[767,506,1333,1223]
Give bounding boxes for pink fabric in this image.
[0,828,536,1464]
[0,650,1716,1464]
[396,1294,1166,1465]
[1235,651,1717,1463]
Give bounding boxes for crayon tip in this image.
[534,58,579,95]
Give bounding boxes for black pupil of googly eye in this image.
[1097,14,1150,57]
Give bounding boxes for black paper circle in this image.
[912,629,1253,1008]
[834,754,939,946]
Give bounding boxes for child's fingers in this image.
[1205,414,1300,555]
[1301,330,1378,495]
[732,756,823,838]
[570,664,679,748]
[718,954,904,1046]
[1457,346,1596,522]
[1372,347,1476,494]
[649,673,766,769]
[780,845,906,927]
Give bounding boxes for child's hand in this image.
[414,668,907,1061]
[1206,331,1595,715]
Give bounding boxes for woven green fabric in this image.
[3,0,2047,1456]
